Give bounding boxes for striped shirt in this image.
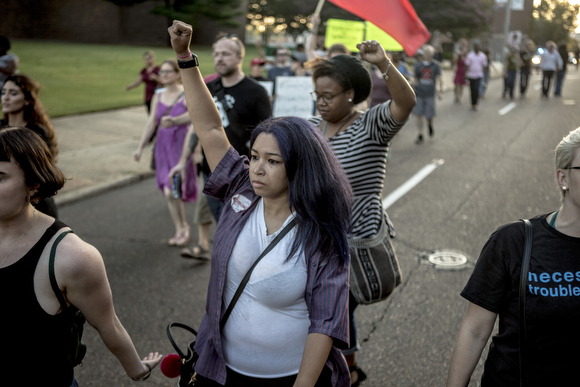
[308,101,405,239]
[194,147,350,386]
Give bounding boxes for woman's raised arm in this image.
[167,20,230,172]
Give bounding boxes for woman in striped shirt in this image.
[308,41,416,386]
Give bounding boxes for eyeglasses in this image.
[276,52,288,56]
[310,90,346,104]
[564,166,580,170]
[159,70,176,75]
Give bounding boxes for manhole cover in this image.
[427,250,468,268]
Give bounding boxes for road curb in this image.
[55,171,155,207]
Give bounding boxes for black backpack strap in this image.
[519,219,533,387]
[219,218,297,331]
[49,230,74,311]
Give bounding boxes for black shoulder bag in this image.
[166,219,297,387]
[519,219,533,387]
[49,230,87,367]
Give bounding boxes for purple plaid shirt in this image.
[193,147,350,386]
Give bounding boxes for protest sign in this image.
[325,19,365,53]
[273,76,314,118]
[258,81,273,97]
[326,19,404,53]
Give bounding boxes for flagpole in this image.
[314,0,325,16]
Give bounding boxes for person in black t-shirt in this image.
[519,39,535,97]
[169,34,272,258]
[447,126,580,387]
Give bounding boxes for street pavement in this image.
[53,65,580,387]
[57,67,580,386]
[53,62,504,207]
[49,62,515,387]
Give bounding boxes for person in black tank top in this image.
[0,127,162,386]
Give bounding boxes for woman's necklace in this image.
[0,210,37,269]
[322,110,358,137]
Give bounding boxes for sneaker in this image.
[428,124,434,137]
[415,134,424,144]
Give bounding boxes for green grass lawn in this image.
[11,40,261,117]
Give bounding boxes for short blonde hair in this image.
[555,127,580,200]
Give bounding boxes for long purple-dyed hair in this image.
[250,116,352,263]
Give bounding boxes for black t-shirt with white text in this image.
[462,214,580,386]
[203,76,272,174]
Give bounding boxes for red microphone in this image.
[160,353,182,378]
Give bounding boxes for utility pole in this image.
[503,0,513,60]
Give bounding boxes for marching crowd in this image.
[1,16,580,387]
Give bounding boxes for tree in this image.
[409,0,494,39]
[528,0,580,46]
[246,0,360,43]
[105,0,244,28]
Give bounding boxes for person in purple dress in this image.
[134,59,197,247]
[453,44,468,104]
[126,51,161,114]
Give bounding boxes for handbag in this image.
[518,219,533,387]
[349,218,402,305]
[49,230,87,367]
[165,219,297,386]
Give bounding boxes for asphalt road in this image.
[60,69,580,387]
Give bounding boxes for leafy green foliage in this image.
[104,0,244,28]
[246,0,361,40]
[528,0,580,46]
[409,0,494,38]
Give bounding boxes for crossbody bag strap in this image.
[158,91,185,124]
[164,91,185,116]
[519,219,533,387]
[219,218,297,331]
[49,230,75,311]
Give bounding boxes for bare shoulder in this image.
[52,231,105,283]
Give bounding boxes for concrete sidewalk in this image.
[53,62,504,206]
[53,106,154,206]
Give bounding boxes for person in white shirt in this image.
[464,43,488,111]
[540,41,563,99]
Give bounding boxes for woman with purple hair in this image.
[167,20,353,386]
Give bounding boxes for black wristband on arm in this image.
[178,54,199,69]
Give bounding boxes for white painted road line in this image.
[383,159,445,210]
[499,102,517,115]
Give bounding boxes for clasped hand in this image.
[160,116,174,128]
